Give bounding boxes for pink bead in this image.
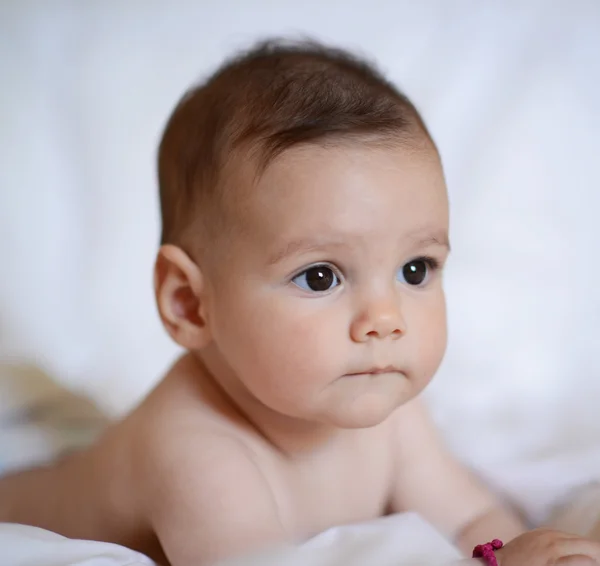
[472,540,503,566]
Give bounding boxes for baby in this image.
[2,38,600,566]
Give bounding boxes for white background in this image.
[1,1,599,499]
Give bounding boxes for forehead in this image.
[234,142,448,243]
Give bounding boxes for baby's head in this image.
[155,39,449,429]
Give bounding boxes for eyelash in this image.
[415,256,440,271]
[290,256,442,283]
[290,262,342,281]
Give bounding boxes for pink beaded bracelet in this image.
[472,539,503,566]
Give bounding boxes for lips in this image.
[346,365,400,376]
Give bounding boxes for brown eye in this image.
[400,260,429,286]
[293,265,340,292]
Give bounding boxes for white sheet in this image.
[0,514,467,566]
[217,514,466,566]
[4,495,600,566]
[0,522,155,566]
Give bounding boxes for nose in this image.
[350,293,406,343]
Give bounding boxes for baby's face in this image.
[203,142,449,428]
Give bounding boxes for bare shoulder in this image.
[134,354,277,513]
[142,428,286,565]
[131,358,287,565]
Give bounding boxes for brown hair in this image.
[157,38,433,249]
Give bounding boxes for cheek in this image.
[408,293,447,379]
[211,289,340,396]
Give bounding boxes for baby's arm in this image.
[390,398,526,556]
[146,432,288,566]
[0,448,112,540]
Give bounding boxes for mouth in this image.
[345,365,401,377]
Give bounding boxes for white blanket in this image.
[4,494,600,566]
[5,488,600,566]
[0,523,155,566]
[0,514,465,566]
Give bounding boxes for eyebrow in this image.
[411,234,451,251]
[267,239,349,266]
[267,232,450,266]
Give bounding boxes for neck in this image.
[190,350,347,456]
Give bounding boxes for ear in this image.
[154,244,212,350]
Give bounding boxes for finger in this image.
[555,554,598,566]
[563,541,600,562]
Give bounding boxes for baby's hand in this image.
[494,529,600,565]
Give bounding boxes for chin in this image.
[316,374,413,428]
[323,394,404,429]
